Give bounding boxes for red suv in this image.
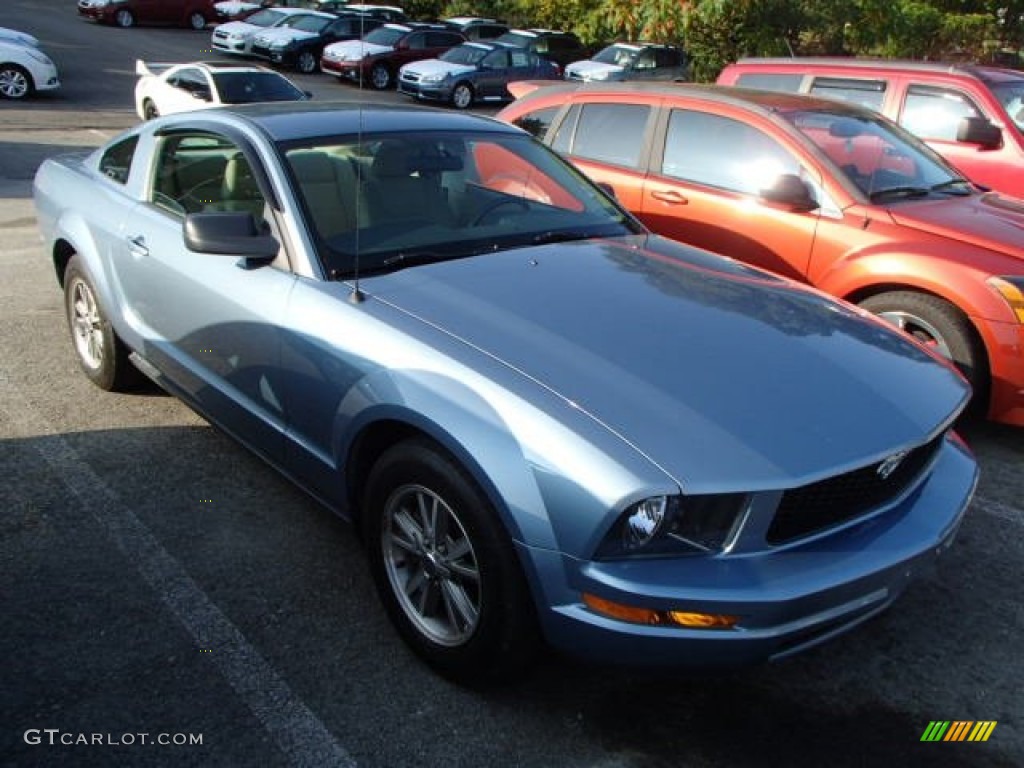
[498,83,1024,426]
[717,58,1024,199]
[77,0,217,29]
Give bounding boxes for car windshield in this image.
[282,131,643,277]
[592,44,639,66]
[213,72,306,103]
[991,80,1024,132]
[285,15,331,33]
[245,10,289,27]
[363,26,405,46]
[440,45,489,66]
[782,109,966,201]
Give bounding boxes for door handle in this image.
[650,189,689,205]
[127,235,149,257]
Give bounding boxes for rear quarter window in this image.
[561,103,651,169]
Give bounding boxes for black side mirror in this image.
[956,116,1001,149]
[760,174,819,212]
[184,212,279,263]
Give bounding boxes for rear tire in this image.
[64,255,141,392]
[363,439,540,684]
[188,11,207,30]
[859,290,988,411]
[0,64,32,100]
[114,8,135,27]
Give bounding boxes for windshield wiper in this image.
[531,230,600,246]
[929,179,973,196]
[868,186,930,203]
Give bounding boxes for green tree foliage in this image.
[433,0,1022,79]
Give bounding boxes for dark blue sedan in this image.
[398,41,560,108]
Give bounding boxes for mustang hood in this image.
[366,236,969,490]
[888,193,1024,261]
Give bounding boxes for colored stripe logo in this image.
[921,721,997,742]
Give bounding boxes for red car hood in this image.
[888,193,1024,261]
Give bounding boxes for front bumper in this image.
[523,433,977,667]
[321,59,365,81]
[982,317,1024,427]
[397,78,450,102]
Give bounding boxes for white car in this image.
[134,60,309,120]
[210,6,317,56]
[0,32,60,100]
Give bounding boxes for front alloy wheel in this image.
[114,8,135,27]
[296,50,317,74]
[451,83,473,109]
[188,12,207,30]
[0,65,31,100]
[364,439,539,683]
[370,63,391,90]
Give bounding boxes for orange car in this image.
[497,83,1024,426]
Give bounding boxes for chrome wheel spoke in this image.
[440,579,478,631]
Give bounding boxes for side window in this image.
[98,135,140,186]
[661,109,801,195]
[734,72,803,93]
[655,48,682,68]
[509,50,529,68]
[809,77,886,110]
[151,133,265,218]
[405,32,426,50]
[169,68,211,100]
[566,103,650,169]
[634,50,656,70]
[512,106,559,138]
[900,85,982,141]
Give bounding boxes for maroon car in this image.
[320,23,465,90]
[77,0,218,29]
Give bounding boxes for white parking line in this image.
[0,369,356,768]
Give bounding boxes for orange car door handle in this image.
[650,189,688,205]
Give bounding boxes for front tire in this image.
[370,62,391,90]
[364,439,539,684]
[296,50,317,74]
[64,256,140,392]
[0,64,32,100]
[114,8,135,27]
[187,11,207,30]
[859,291,988,407]
[451,82,474,109]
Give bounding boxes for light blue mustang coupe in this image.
[33,103,977,683]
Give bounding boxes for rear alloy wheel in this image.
[451,82,474,109]
[364,439,539,684]
[114,8,135,27]
[370,62,391,90]
[188,12,207,30]
[142,99,159,120]
[63,255,141,392]
[0,64,32,100]
[860,291,988,406]
[296,50,317,74]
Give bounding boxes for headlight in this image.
[989,276,1024,322]
[596,493,748,559]
[420,72,446,83]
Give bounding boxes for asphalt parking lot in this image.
[2,2,1023,767]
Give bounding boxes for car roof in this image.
[517,81,876,116]
[733,57,1024,83]
[184,103,524,143]
[184,61,280,74]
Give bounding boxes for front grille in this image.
[401,73,420,84]
[767,432,945,544]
